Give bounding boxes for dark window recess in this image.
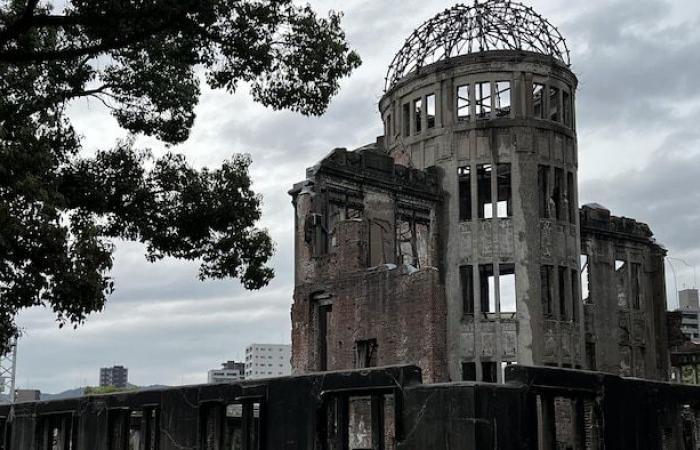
[457,84,471,121]
[402,103,411,137]
[549,86,561,122]
[500,264,516,313]
[496,163,512,218]
[225,404,243,450]
[477,164,493,219]
[396,212,430,268]
[462,362,477,381]
[541,265,554,317]
[495,81,511,117]
[426,94,436,129]
[533,83,545,118]
[480,264,495,314]
[616,260,628,308]
[354,339,378,368]
[108,409,129,450]
[458,166,472,221]
[482,362,497,383]
[461,265,474,315]
[538,165,550,219]
[559,266,567,320]
[567,172,576,224]
[571,268,579,322]
[476,81,491,118]
[553,168,564,220]
[317,302,332,371]
[586,342,596,370]
[631,263,642,310]
[563,90,572,127]
[413,98,422,134]
[385,114,392,140]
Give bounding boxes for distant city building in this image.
[244,344,291,379]
[670,342,700,385]
[207,360,245,383]
[676,289,700,343]
[99,365,128,388]
[15,389,40,403]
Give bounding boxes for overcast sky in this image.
[13,0,700,393]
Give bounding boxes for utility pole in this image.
[0,337,17,403]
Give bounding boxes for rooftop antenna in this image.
[0,337,18,404]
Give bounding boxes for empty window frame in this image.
[313,294,332,372]
[396,212,430,268]
[541,265,554,317]
[567,172,576,224]
[413,98,422,134]
[384,114,392,140]
[631,263,642,310]
[615,260,628,308]
[495,81,511,117]
[571,268,579,322]
[476,81,492,118]
[580,255,590,303]
[354,339,378,368]
[496,163,512,218]
[482,361,497,383]
[549,86,561,122]
[457,84,471,121]
[553,168,564,221]
[559,266,568,320]
[108,409,130,450]
[426,94,436,129]
[563,90,572,127]
[458,166,472,221]
[533,83,545,119]
[586,343,596,370]
[402,103,410,137]
[477,164,493,219]
[461,362,477,381]
[538,165,550,218]
[225,404,243,450]
[461,265,474,315]
[479,264,496,314]
[500,264,516,313]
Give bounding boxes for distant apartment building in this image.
[244,344,291,379]
[99,365,128,388]
[207,360,245,383]
[677,289,700,343]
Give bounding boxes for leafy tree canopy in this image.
[0,0,361,353]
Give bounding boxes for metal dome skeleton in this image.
[385,1,571,91]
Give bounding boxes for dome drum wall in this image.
[379,51,584,382]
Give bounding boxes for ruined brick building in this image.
[290,1,670,383]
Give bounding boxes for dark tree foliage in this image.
[0,0,361,353]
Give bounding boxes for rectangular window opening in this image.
[457,84,471,122]
[553,168,564,221]
[538,165,550,219]
[482,361,497,383]
[316,300,332,371]
[480,264,496,315]
[533,83,545,119]
[385,114,392,141]
[426,94,436,129]
[580,255,590,303]
[461,362,476,381]
[402,103,410,137]
[476,82,492,119]
[631,263,642,310]
[477,164,493,219]
[354,339,378,369]
[495,81,511,117]
[496,163,512,218]
[567,172,576,224]
[615,260,628,308]
[559,266,567,321]
[563,90,572,127]
[461,265,475,315]
[549,86,561,122]
[499,264,516,313]
[458,166,472,221]
[225,404,243,450]
[541,265,554,317]
[571,268,579,322]
[413,98,422,134]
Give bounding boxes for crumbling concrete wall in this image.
[289,147,448,383]
[580,204,670,380]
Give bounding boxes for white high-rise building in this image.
[244,344,291,379]
[207,361,245,383]
[678,289,700,343]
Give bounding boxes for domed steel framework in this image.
[385,1,571,90]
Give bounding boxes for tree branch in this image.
[0,0,40,43]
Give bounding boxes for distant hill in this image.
[0,384,171,404]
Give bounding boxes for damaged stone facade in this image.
[581,204,670,379]
[290,9,670,383]
[289,147,448,382]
